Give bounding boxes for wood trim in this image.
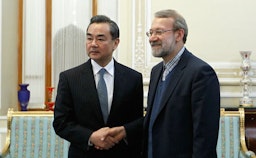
[92,0,98,16]
[45,0,52,104]
[18,0,23,110]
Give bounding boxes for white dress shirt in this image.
[91,59,114,113]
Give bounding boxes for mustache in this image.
[89,49,99,52]
[150,42,162,46]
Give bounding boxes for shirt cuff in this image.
[88,139,94,146]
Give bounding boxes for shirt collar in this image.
[91,58,114,76]
[163,46,185,68]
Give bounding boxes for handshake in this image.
[89,126,126,150]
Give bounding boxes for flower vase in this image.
[18,83,30,111]
[46,87,55,111]
[46,102,55,111]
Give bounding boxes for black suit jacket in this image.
[53,59,143,158]
[143,49,220,158]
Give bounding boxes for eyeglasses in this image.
[146,29,175,37]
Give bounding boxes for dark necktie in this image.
[97,68,108,123]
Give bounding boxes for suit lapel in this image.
[108,61,124,119]
[144,63,163,125]
[156,51,190,117]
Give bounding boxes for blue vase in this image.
[18,83,30,111]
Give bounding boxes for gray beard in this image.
[152,49,170,58]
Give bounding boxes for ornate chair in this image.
[0,108,69,158]
[217,108,256,158]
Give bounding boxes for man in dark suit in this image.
[53,15,143,158]
[142,9,220,158]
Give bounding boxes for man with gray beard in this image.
[142,9,220,158]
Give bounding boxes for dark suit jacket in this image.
[142,49,220,158]
[53,59,144,158]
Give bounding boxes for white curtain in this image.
[23,0,46,108]
[52,0,91,97]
